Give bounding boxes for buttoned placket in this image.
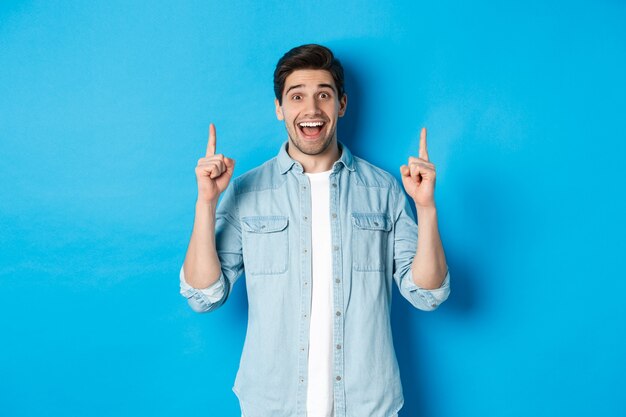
[329,165,346,417]
[293,162,313,416]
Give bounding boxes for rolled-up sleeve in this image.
[391,181,451,311]
[179,182,244,313]
[179,265,227,313]
[400,268,450,311]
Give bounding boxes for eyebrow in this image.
[284,83,337,95]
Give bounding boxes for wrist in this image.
[196,199,218,212]
[415,203,437,217]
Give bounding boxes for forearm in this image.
[183,200,223,289]
[411,205,448,290]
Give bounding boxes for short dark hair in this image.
[273,44,345,105]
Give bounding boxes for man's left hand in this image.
[400,127,437,209]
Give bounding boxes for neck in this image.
[288,139,341,173]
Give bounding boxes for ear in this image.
[338,93,348,117]
[275,98,284,121]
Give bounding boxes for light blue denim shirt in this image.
[180,141,450,417]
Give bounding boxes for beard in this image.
[286,124,336,156]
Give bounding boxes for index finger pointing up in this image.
[419,127,429,161]
[206,123,216,156]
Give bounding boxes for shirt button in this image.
[303,216,308,221]
[336,311,341,316]
[373,221,379,226]
[332,184,337,188]
[336,344,342,349]
[333,246,339,251]
[336,376,342,381]
[335,278,340,283]
[332,213,337,218]
[304,249,307,253]
[304,281,308,285]
[431,304,437,308]
[303,186,307,190]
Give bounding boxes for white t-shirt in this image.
[305,169,334,417]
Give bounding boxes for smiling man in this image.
[276,68,346,163]
[180,44,451,417]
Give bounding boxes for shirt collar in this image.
[276,140,356,175]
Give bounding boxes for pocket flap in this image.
[242,216,289,233]
[351,213,391,231]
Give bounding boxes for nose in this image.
[303,96,322,116]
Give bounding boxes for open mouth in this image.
[297,120,326,140]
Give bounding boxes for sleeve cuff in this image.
[179,265,226,307]
[402,268,451,310]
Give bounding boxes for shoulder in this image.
[231,157,285,195]
[352,156,401,193]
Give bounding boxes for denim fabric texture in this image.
[180,141,451,417]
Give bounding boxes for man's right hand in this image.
[195,123,235,204]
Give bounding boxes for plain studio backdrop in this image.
[1,1,625,416]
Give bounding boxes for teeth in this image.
[299,122,324,127]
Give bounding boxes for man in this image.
[180,44,450,417]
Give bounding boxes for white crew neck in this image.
[305,169,332,179]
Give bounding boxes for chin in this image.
[293,136,334,156]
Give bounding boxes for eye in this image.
[291,94,302,101]
[319,92,330,99]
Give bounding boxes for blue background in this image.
[1,1,625,416]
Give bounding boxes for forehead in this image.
[283,69,336,92]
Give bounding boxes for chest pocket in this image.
[352,213,392,272]
[241,215,289,275]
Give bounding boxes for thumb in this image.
[224,157,236,172]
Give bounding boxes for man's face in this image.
[275,69,347,157]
